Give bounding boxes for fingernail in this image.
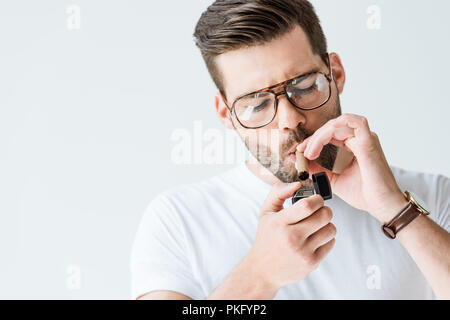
[297,142,306,151]
[304,148,310,158]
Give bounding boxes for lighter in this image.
[292,150,332,204]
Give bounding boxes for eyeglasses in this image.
[223,55,333,129]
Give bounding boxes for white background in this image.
[0,0,449,299]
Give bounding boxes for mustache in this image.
[283,126,313,155]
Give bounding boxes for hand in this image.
[297,113,408,223]
[247,182,336,291]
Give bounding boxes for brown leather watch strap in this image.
[382,202,421,239]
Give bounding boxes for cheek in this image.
[307,96,338,130]
[261,129,283,153]
[304,109,326,133]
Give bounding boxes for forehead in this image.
[216,25,324,102]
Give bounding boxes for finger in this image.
[305,222,337,251]
[282,194,324,224]
[297,133,347,155]
[335,113,372,141]
[294,206,333,237]
[330,137,345,147]
[334,114,375,157]
[304,121,355,160]
[301,114,373,160]
[297,136,311,153]
[260,181,301,216]
[314,238,336,261]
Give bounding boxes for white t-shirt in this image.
[130,163,449,300]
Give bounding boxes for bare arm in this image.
[137,256,275,300]
[297,113,450,299]
[138,182,336,300]
[137,253,277,300]
[391,201,450,299]
[138,215,450,300]
[138,290,193,300]
[206,253,279,300]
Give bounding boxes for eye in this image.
[291,73,316,87]
[250,99,270,112]
[287,84,316,98]
[239,99,271,121]
[287,73,322,98]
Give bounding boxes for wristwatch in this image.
[382,190,430,239]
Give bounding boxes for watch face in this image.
[408,191,430,214]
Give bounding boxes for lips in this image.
[287,141,302,156]
[286,142,302,164]
[287,152,297,163]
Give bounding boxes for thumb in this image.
[260,181,301,217]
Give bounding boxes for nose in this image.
[274,93,306,131]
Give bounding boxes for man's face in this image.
[215,25,343,183]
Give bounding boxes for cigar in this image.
[295,150,309,181]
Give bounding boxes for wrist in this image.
[241,252,280,299]
[374,192,409,224]
[207,253,279,300]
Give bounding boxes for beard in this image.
[238,94,342,183]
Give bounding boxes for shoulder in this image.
[390,165,449,199]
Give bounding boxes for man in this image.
[131,0,450,299]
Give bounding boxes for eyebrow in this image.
[233,67,321,102]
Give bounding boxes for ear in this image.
[214,92,235,130]
[329,52,346,95]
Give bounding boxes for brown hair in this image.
[193,0,328,98]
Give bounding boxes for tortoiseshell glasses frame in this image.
[221,54,334,129]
